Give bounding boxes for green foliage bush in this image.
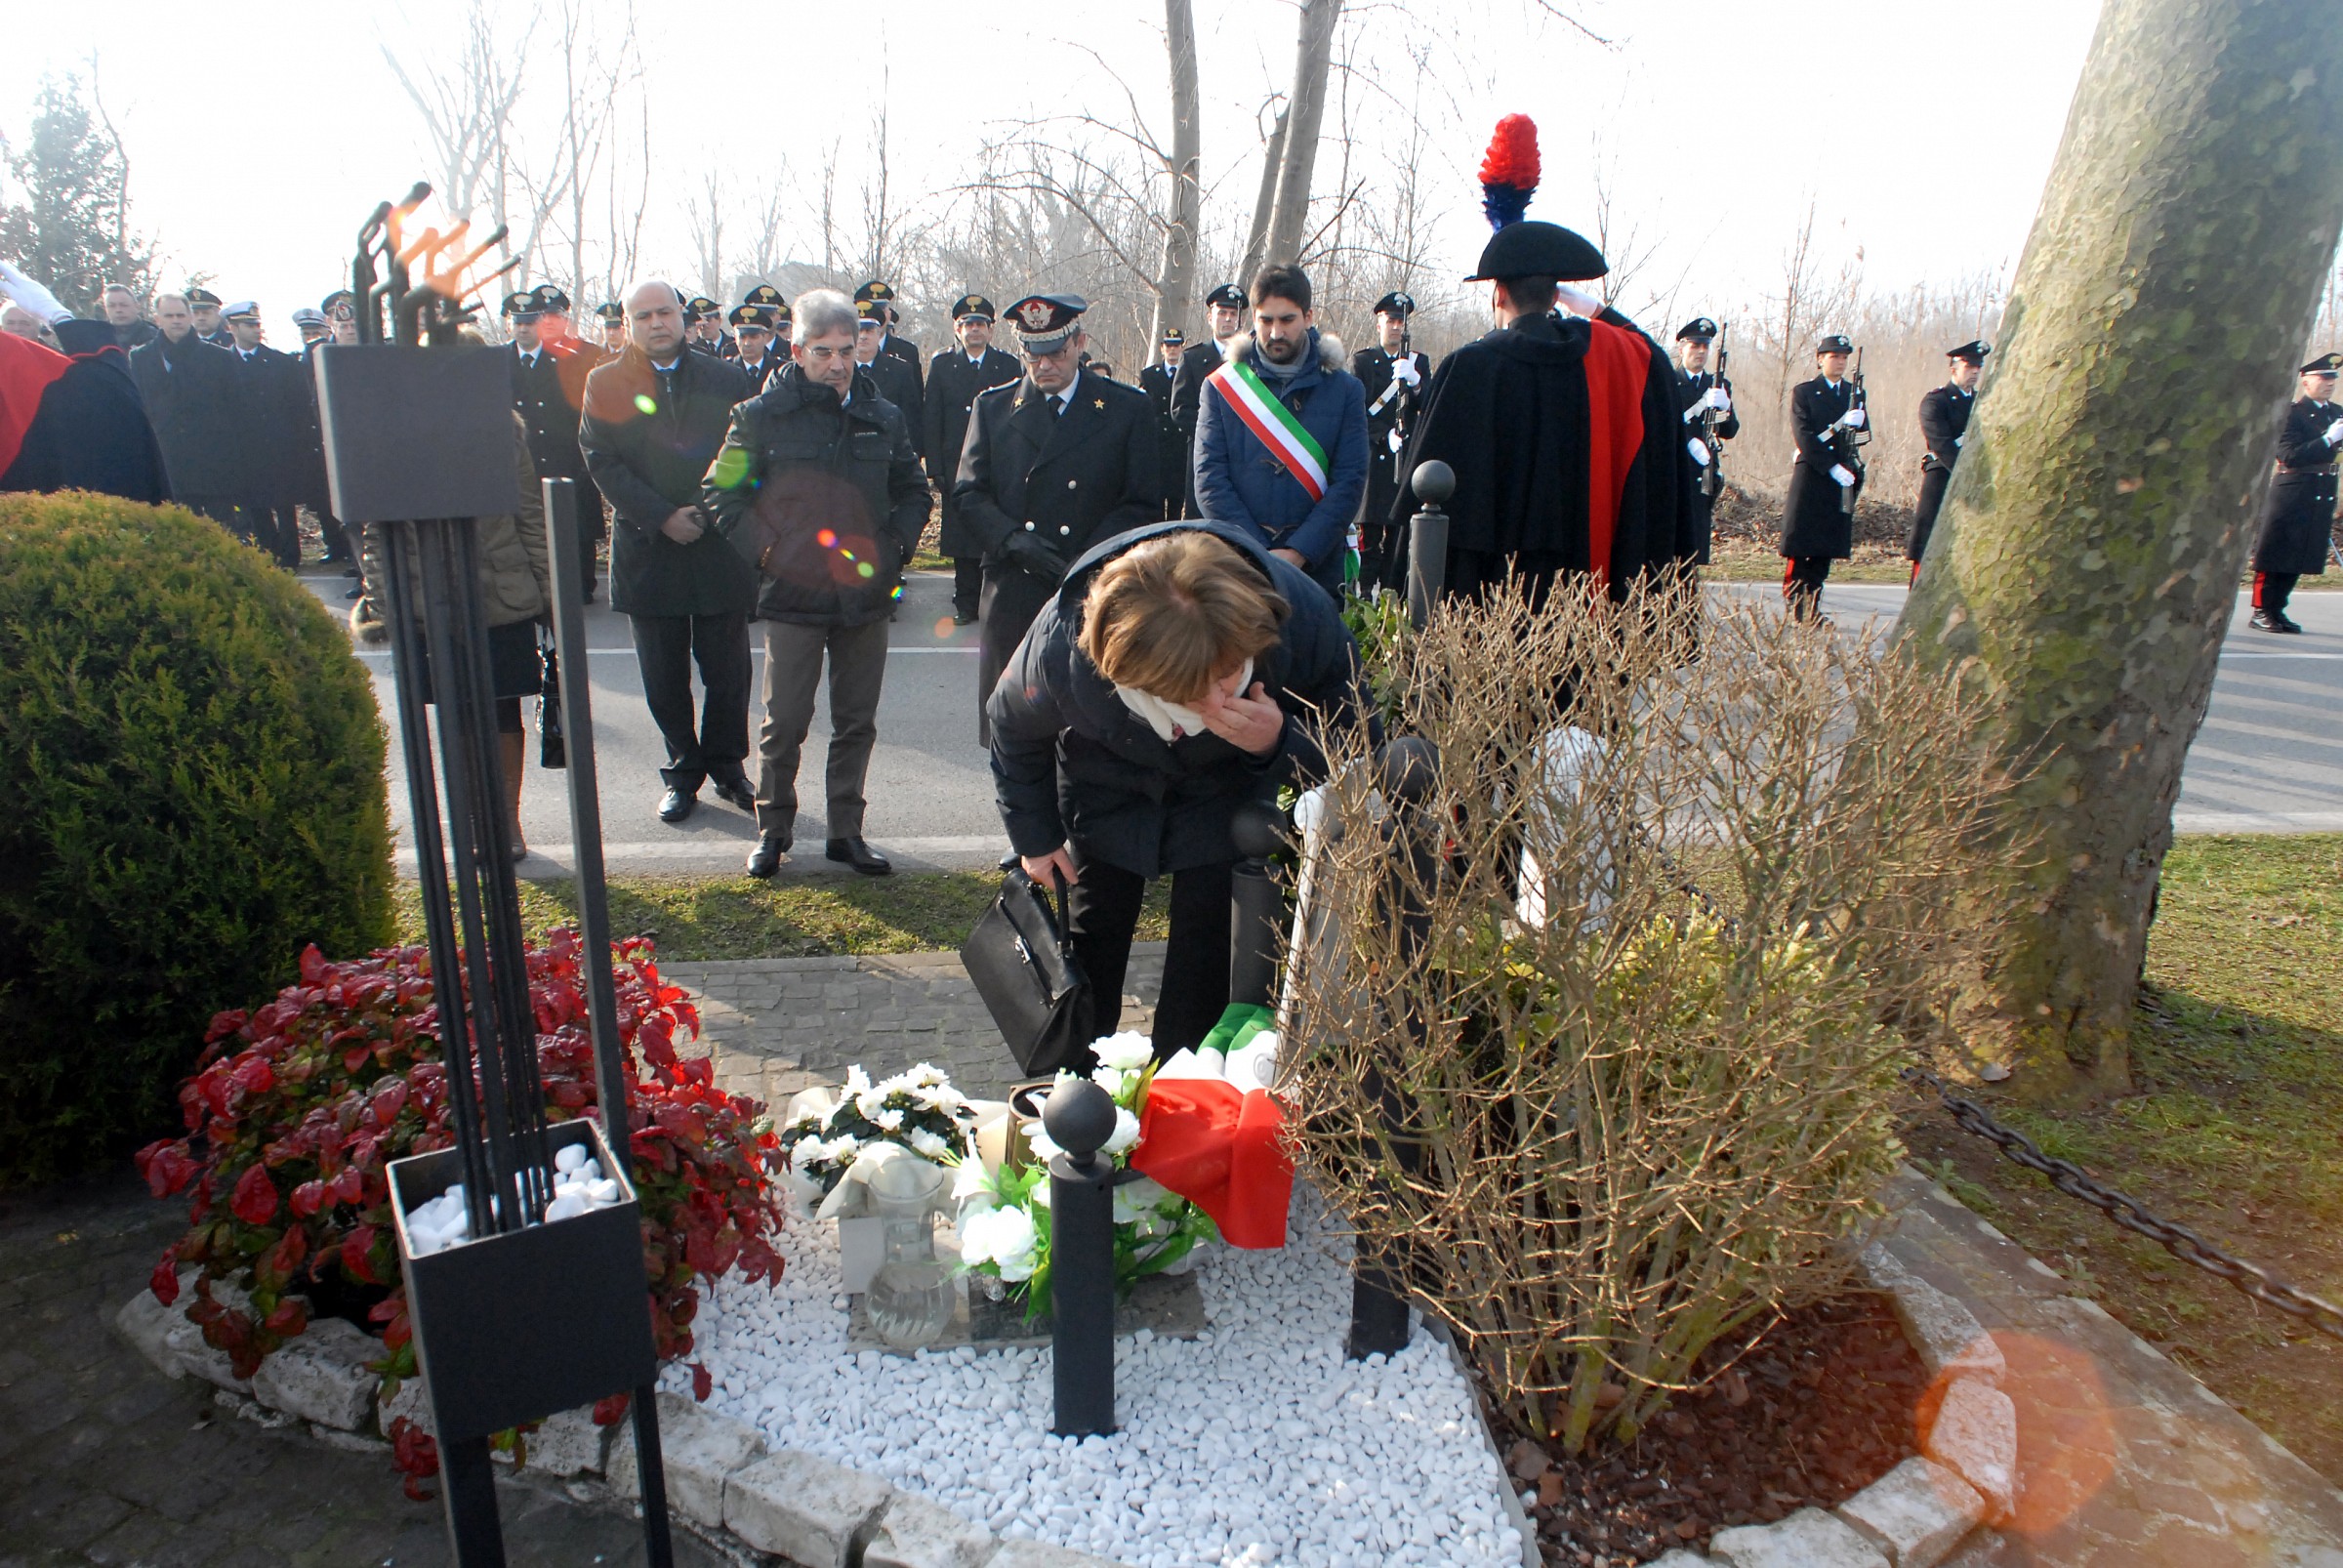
[0,493,393,1187]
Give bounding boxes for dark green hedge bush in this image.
[0,493,393,1188]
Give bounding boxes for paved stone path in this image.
[8,950,2342,1566]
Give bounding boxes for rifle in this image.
[1698,325,1729,500]
[1841,346,1871,512]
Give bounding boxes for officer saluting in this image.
[730,302,787,394]
[1672,317,1737,564]
[1779,332,1866,621]
[925,294,1025,626]
[1908,340,1988,580]
[2250,351,2343,633]
[1352,292,1430,586]
[955,293,1159,744]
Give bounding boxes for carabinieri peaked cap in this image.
[1467,115,1607,283]
[951,294,997,321]
[594,302,625,325]
[1160,325,1185,345]
[185,286,222,307]
[1676,317,1719,342]
[1203,282,1246,310]
[1007,294,1087,355]
[854,280,896,305]
[2304,351,2343,375]
[1816,332,1855,355]
[685,296,720,322]
[856,295,886,326]
[743,284,786,309]
[1948,340,1991,363]
[1373,291,1417,317]
[529,283,572,313]
[730,304,778,330]
[501,291,541,321]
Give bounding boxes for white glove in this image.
[1391,357,1419,387]
[1686,437,1710,468]
[1838,406,1867,432]
[1683,401,1705,425]
[1829,464,1857,488]
[1387,427,1404,455]
[1954,434,1966,448]
[1703,387,1731,412]
[0,260,71,324]
[1554,283,1602,318]
[2324,423,2343,446]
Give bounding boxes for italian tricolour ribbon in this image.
[1209,358,1329,503]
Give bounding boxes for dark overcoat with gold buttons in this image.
[953,369,1161,740]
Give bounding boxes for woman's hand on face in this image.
[1020,846,1080,887]
[1197,681,1285,756]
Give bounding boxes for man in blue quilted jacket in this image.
[1193,265,1369,599]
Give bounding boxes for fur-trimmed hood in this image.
[1224,328,1346,375]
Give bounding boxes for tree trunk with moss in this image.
[1896,0,2343,1101]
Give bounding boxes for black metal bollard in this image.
[1405,460,1456,630]
[1226,801,1293,1010]
[1045,1079,1122,1436]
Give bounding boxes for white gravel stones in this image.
[405,1154,625,1256]
[1923,1380,2017,1523]
[673,1185,1524,1568]
[1711,1506,1889,1568]
[1834,1456,1985,1568]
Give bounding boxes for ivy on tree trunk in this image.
[1896,0,2343,1100]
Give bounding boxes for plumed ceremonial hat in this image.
[501,291,541,321]
[1373,291,1417,318]
[2303,351,2343,375]
[1948,340,1991,363]
[223,300,260,322]
[1203,282,1246,310]
[1007,293,1087,355]
[743,284,786,309]
[594,302,625,325]
[1675,317,1719,342]
[1467,115,1608,283]
[530,283,572,313]
[730,304,778,330]
[854,280,896,305]
[951,294,996,321]
[1160,325,1185,345]
[1816,332,1856,355]
[185,286,222,306]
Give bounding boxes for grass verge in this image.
[1900,833,2343,1481]
[393,872,1170,962]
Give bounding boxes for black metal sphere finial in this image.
[1411,460,1456,506]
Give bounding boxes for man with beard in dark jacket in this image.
[129,292,254,537]
[222,302,310,566]
[924,294,1024,625]
[581,280,760,826]
[704,288,931,881]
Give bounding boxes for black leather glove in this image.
[1002,530,1069,582]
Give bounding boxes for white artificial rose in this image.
[1092,1033,1155,1072]
[1113,1176,1172,1225]
[907,1127,952,1161]
[1025,1124,1064,1165]
[1092,1066,1130,1101]
[873,1106,906,1133]
[961,1205,1040,1281]
[843,1065,873,1096]
[1103,1106,1141,1156]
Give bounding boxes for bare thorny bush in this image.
[1281,580,2017,1454]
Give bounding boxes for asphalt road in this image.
[305,570,2342,879]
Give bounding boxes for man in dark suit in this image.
[1139,328,1185,521]
[855,297,925,456]
[1351,292,1431,586]
[856,280,924,382]
[1672,316,1739,566]
[1908,340,1987,580]
[1779,332,1867,621]
[508,287,605,600]
[129,292,252,536]
[222,301,310,567]
[578,280,760,825]
[1170,283,1246,516]
[925,294,1025,625]
[954,293,1160,747]
[730,302,787,394]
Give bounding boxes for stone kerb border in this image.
[110,1208,2020,1568]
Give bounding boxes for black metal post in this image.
[438,1438,508,1568]
[1045,1080,1121,1437]
[1226,802,1291,1011]
[543,479,675,1568]
[1406,460,1456,630]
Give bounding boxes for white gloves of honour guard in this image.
[1834,407,1867,432]
[1703,387,1731,412]
[0,260,72,324]
[1829,464,1858,489]
[1687,438,1710,468]
[1555,283,1604,318]
[2325,422,2343,447]
[1392,357,1420,388]
[1388,428,1405,455]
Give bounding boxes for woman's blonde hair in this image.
[1079,532,1289,704]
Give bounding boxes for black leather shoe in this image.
[746,831,789,879]
[711,773,758,812]
[2249,608,2300,634]
[828,837,892,876]
[658,786,698,824]
[953,612,978,626]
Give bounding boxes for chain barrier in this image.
[1903,1065,2343,1343]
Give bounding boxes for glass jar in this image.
[862,1155,954,1351]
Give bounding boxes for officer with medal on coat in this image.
[1673,317,1737,564]
[1352,292,1431,589]
[1907,341,1988,581]
[954,293,1160,750]
[2251,351,2343,633]
[1779,332,1866,621]
[925,294,1025,625]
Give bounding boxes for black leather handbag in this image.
[960,868,1093,1076]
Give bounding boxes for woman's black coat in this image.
[987,522,1369,879]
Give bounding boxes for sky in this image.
[2,0,2105,350]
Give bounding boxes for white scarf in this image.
[1115,658,1253,743]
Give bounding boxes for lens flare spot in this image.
[633,393,658,415]
[816,529,838,549]
[931,614,952,634]
[841,550,857,562]
[857,561,876,579]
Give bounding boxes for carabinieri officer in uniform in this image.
[1907,340,1988,581]
[2250,351,2343,633]
[1779,332,1865,621]
[1672,317,1736,564]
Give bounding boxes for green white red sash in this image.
[1209,359,1329,502]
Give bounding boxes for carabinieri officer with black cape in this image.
[2250,351,2343,633]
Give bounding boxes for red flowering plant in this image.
[134,931,783,1493]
